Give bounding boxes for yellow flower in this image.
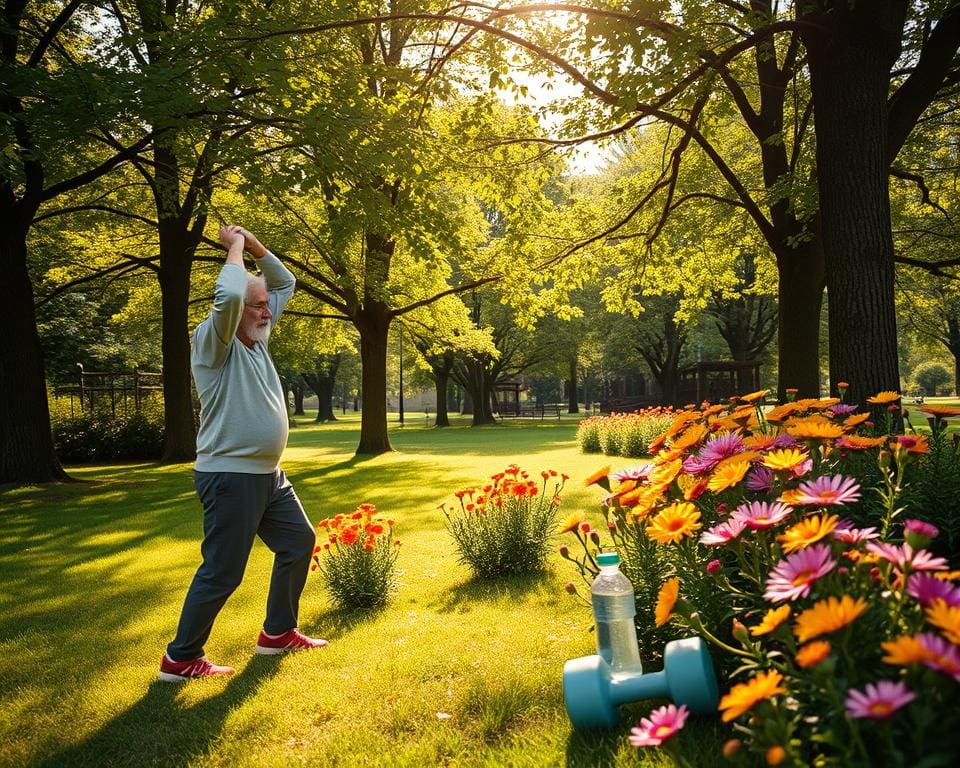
[655,577,680,627]
[750,606,792,636]
[558,513,585,534]
[881,635,930,665]
[795,640,831,668]
[708,460,750,492]
[719,670,786,722]
[777,513,839,553]
[866,390,901,404]
[762,448,808,472]
[647,502,702,544]
[786,417,844,440]
[926,599,960,644]
[794,595,868,643]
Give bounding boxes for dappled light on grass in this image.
[1,415,724,766]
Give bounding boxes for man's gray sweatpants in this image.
[166,469,316,662]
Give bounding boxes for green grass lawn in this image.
[0,413,725,767]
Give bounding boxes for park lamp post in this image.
[398,325,405,426]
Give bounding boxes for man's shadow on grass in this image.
[36,655,283,768]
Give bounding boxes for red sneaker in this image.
[255,628,328,655]
[158,654,234,683]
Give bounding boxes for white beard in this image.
[243,320,271,344]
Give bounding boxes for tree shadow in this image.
[35,655,283,768]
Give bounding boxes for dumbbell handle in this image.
[609,669,668,706]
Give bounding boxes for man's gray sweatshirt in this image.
[191,253,295,474]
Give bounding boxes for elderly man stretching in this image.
[160,225,325,682]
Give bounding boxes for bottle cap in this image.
[596,551,620,567]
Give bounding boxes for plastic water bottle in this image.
[591,551,643,675]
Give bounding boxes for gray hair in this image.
[245,275,267,302]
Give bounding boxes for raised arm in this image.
[192,226,248,368]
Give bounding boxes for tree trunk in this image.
[776,242,825,399]
[803,4,904,407]
[355,307,393,453]
[314,378,337,422]
[567,355,579,414]
[434,366,451,427]
[156,200,197,463]
[461,389,474,415]
[147,109,196,460]
[304,360,339,423]
[292,381,305,416]
[1,226,69,483]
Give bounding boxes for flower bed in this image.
[577,408,676,457]
[567,389,960,766]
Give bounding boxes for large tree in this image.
[1,1,154,483]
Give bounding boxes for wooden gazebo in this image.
[676,361,761,405]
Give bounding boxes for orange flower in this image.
[671,423,709,451]
[584,466,611,488]
[795,640,832,668]
[926,599,960,644]
[812,397,841,409]
[920,405,960,418]
[750,606,792,636]
[786,418,844,440]
[881,635,930,665]
[867,390,901,404]
[719,670,786,722]
[843,413,871,428]
[740,389,770,403]
[794,596,868,643]
[836,435,886,450]
[655,578,680,627]
[764,404,796,423]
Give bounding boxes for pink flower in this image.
[906,573,960,607]
[684,433,745,475]
[628,703,689,747]
[699,519,747,546]
[789,475,862,506]
[706,559,722,575]
[612,464,655,482]
[866,542,949,572]
[917,633,960,681]
[732,501,794,530]
[828,404,859,417]
[845,680,916,719]
[832,520,880,544]
[764,544,836,602]
[904,518,939,548]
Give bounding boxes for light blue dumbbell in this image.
[563,637,719,729]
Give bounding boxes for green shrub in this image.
[911,360,953,396]
[50,400,163,463]
[576,417,602,453]
[313,504,398,611]
[443,466,564,580]
[580,409,676,457]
